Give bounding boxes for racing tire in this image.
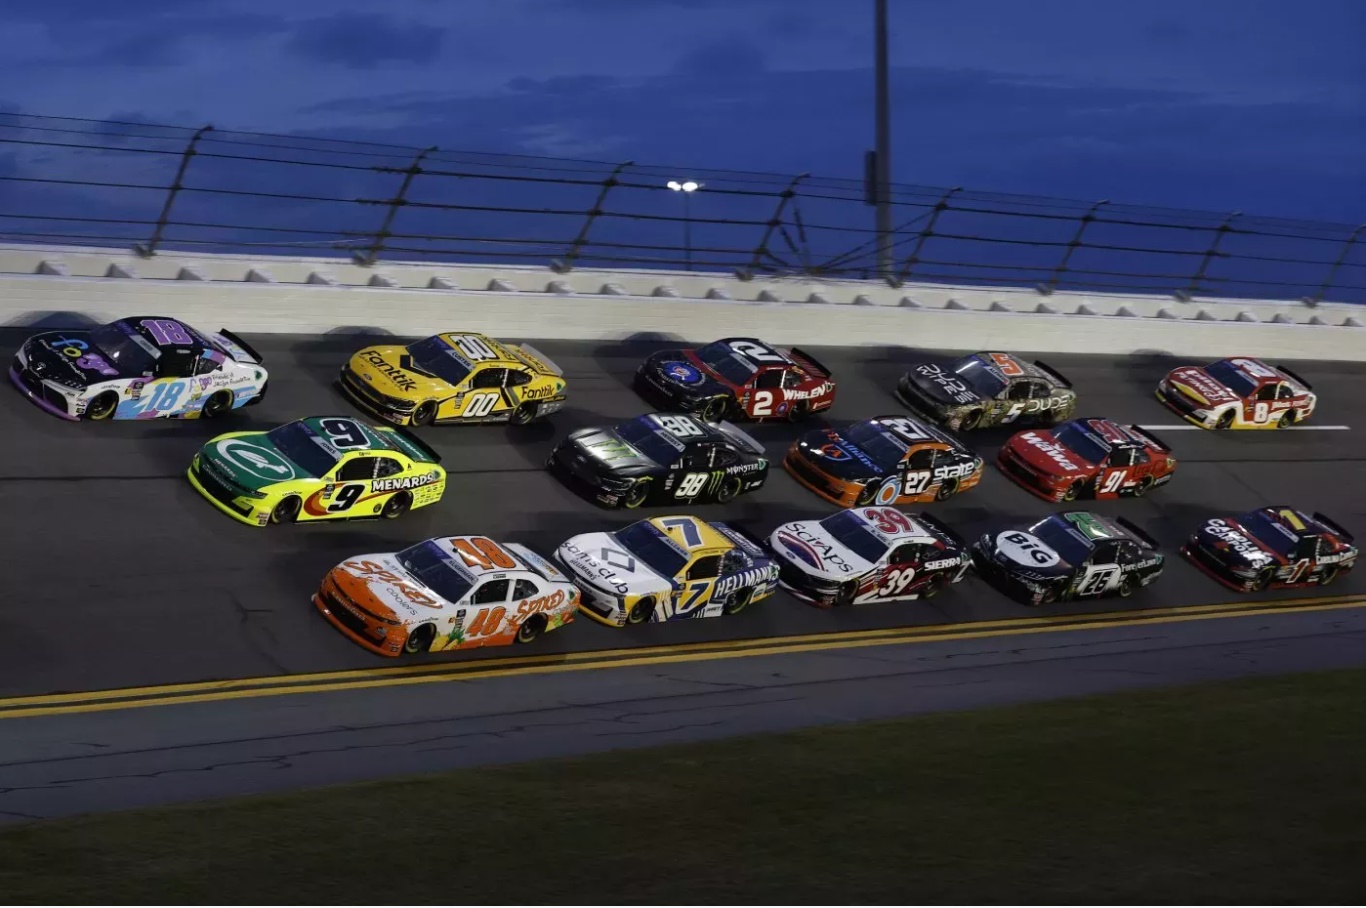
[626,597,655,625]
[202,390,234,419]
[623,479,651,509]
[920,574,948,599]
[699,396,729,423]
[270,496,301,525]
[1117,573,1138,598]
[85,391,118,421]
[509,402,538,426]
[934,478,958,502]
[403,623,436,654]
[1214,411,1234,430]
[722,589,753,616]
[1132,476,1155,498]
[411,401,437,427]
[1278,410,1297,429]
[1317,566,1338,587]
[1063,480,1085,502]
[716,475,743,504]
[855,483,879,507]
[515,614,548,644]
[833,581,858,607]
[1255,567,1276,591]
[381,492,412,520]
[785,402,809,424]
[958,409,984,431]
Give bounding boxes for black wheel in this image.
[626,597,654,625]
[716,475,743,504]
[623,479,651,509]
[1278,410,1297,428]
[921,574,948,599]
[515,614,548,644]
[510,402,538,426]
[1132,476,1155,498]
[832,581,858,607]
[958,409,983,431]
[785,402,809,424]
[1118,573,1138,598]
[1214,410,1234,430]
[85,391,118,421]
[722,589,753,615]
[855,483,878,507]
[934,478,958,502]
[403,623,436,654]
[411,401,437,426]
[699,396,729,422]
[1317,566,1338,587]
[1062,480,1084,502]
[201,390,233,419]
[1255,567,1275,591]
[381,492,412,520]
[270,496,301,524]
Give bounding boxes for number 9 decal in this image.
[327,485,364,512]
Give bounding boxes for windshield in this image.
[396,540,475,603]
[1203,361,1258,397]
[90,321,157,375]
[265,421,340,477]
[844,421,907,473]
[613,417,679,465]
[1237,511,1299,556]
[694,342,756,386]
[407,336,472,386]
[1030,516,1095,566]
[819,510,889,563]
[614,521,689,578]
[1052,423,1109,464]
[954,357,1007,398]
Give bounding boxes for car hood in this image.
[985,529,1073,579]
[1007,430,1091,477]
[791,428,884,481]
[331,553,447,622]
[348,346,450,399]
[641,350,729,397]
[1194,518,1280,568]
[906,363,985,407]
[566,427,659,475]
[19,331,135,388]
[556,531,672,597]
[198,432,310,492]
[769,520,872,581]
[1165,366,1240,408]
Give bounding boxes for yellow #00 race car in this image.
[338,332,567,426]
[188,415,446,526]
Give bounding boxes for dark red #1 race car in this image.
[1182,506,1357,591]
[634,337,836,422]
[997,417,1176,502]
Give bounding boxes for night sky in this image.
[3,0,1363,223]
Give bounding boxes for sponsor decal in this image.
[1024,432,1082,470]
[923,556,962,571]
[520,384,559,401]
[786,381,833,401]
[814,443,852,461]
[716,564,778,596]
[778,528,857,574]
[215,438,297,481]
[360,350,417,392]
[915,363,978,404]
[996,531,1061,567]
[561,541,632,595]
[932,460,977,481]
[1205,519,1269,559]
[663,360,704,385]
[370,471,440,493]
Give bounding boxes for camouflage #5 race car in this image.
[555,515,779,626]
[338,332,566,426]
[972,511,1164,606]
[785,415,984,507]
[1182,507,1357,591]
[768,506,971,607]
[546,412,769,508]
[10,316,266,421]
[315,535,580,657]
[895,351,1075,431]
[997,418,1176,502]
[1156,356,1316,430]
[189,415,445,526]
[635,337,836,422]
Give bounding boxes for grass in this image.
[2,669,1364,904]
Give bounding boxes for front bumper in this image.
[783,450,862,507]
[894,378,951,425]
[633,367,703,413]
[546,446,632,508]
[996,447,1070,503]
[9,360,78,421]
[1154,383,1215,429]
[1180,541,1259,592]
[313,582,403,656]
[336,367,417,425]
[186,461,270,527]
[775,559,846,607]
[971,546,1058,606]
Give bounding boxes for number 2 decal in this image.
[729,340,784,362]
[752,390,775,417]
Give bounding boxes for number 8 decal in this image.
[1253,401,1270,423]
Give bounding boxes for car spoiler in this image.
[1273,364,1314,391]
[394,427,442,464]
[714,420,767,456]
[1127,424,1171,453]
[789,347,833,379]
[217,329,263,364]
[1032,360,1073,389]
[913,512,969,548]
[513,342,564,377]
[1115,517,1161,550]
[1311,512,1355,542]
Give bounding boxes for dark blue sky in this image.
[3,0,1364,223]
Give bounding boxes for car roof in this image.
[646,515,734,555]
[865,415,961,450]
[848,508,937,545]
[712,337,793,366]
[433,332,519,367]
[113,316,221,354]
[295,416,401,454]
[431,535,533,578]
[638,412,724,443]
[1045,511,1127,547]
[1251,507,1330,539]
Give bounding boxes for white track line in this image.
[1137,425,1352,431]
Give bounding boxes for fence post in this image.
[736,173,810,280]
[887,186,962,288]
[1179,210,1241,300]
[1039,199,1109,294]
[353,145,437,267]
[134,124,213,258]
[1309,223,1366,303]
[550,161,633,273]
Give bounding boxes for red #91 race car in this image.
[634,337,836,422]
[997,417,1176,502]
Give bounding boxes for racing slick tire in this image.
[722,589,753,616]
[381,492,412,520]
[958,409,984,431]
[716,475,743,504]
[855,483,879,507]
[626,597,655,625]
[509,402,538,426]
[699,396,730,423]
[1063,480,1085,502]
[1318,566,1338,587]
[785,402,809,424]
[411,401,437,427]
[1254,567,1276,591]
[624,479,651,509]
[934,478,958,502]
[270,496,302,524]
[515,614,548,644]
[1132,476,1155,498]
[86,391,118,421]
[1214,411,1235,430]
[833,581,858,607]
[1278,410,1297,428]
[1118,573,1138,598]
[403,623,436,654]
[202,390,234,419]
[921,574,948,599]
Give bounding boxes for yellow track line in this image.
[1,594,1362,721]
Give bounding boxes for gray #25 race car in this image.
[895,351,1075,431]
[972,511,1164,606]
[546,412,769,508]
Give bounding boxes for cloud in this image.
[285,13,447,69]
[671,37,766,79]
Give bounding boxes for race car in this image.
[555,515,779,626]
[188,415,445,527]
[768,506,971,607]
[10,316,266,421]
[1155,356,1316,430]
[634,337,836,422]
[785,415,984,507]
[546,412,769,508]
[997,417,1177,502]
[895,351,1075,431]
[338,331,566,426]
[1182,506,1357,591]
[314,535,580,657]
[971,511,1164,606]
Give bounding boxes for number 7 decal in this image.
[660,517,704,547]
[676,582,711,614]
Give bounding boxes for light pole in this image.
[873,0,894,279]
[667,179,700,270]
